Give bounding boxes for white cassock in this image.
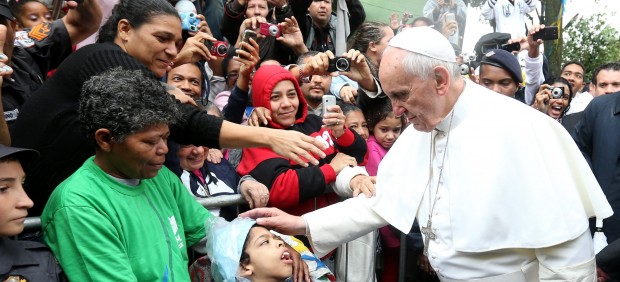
[303,81,613,281]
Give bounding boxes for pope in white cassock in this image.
[241,27,613,281]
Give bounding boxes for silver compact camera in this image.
[550,87,564,99]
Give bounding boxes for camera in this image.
[204,40,229,57]
[459,53,476,75]
[459,64,470,75]
[259,23,281,37]
[327,57,351,72]
[550,87,564,99]
[179,12,200,32]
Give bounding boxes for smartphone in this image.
[501,42,520,52]
[445,12,455,23]
[322,95,337,117]
[533,26,559,41]
[239,30,257,52]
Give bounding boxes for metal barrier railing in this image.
[21,194,408,282]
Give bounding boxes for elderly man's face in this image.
[379,48,445,132]
[106,124,170,179]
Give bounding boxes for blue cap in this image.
[480,49,523,84]
[206,217,256,282]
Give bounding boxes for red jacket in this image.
[237,66,367,215]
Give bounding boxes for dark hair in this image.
[79,67,181,145]
[97,0,180,43]
[347,21,389,54]
[411,16,433,27]
[0,155,19,164]
[297,51,321,65]
[365,101,405,133]
[543,76,573,119]
[339,102,362,117]
[560,61,586,76]
[8,0,46,19]
[239,224,261,267]
[591,61,620,86]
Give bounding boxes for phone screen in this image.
[240,30,257,52]
[322,96,336,117]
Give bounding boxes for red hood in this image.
[251,65,308,129]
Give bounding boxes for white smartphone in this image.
[322,95,337,117]
[445,12,455,23]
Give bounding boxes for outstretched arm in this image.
[63,0,102,45]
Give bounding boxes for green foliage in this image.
[563,12,620,80]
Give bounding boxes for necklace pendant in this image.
[421,219,437,256]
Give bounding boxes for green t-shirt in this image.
[42,156,214,281]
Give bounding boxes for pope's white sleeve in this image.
[330,166,369,198]
[303,196,387,257]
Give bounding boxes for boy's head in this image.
[207,218,293,282]
[0,144,38,236]
[239,225,293,281]
[479,49,522,97]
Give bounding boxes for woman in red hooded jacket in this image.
[237,64,367,216]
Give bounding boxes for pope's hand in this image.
[239,207,307,235]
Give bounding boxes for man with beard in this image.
[298,51,332,116]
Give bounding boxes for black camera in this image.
[550,87,564,99]
[204,40,229,57]
[327,57,351,72]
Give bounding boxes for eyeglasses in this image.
[226,72,239,80]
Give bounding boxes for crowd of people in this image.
[1,0,620,281]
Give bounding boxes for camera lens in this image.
[216,44,228,56]
[551,87,563,99]
[269,25,279,36]
[335,58,350,72]
[459,64,469,75]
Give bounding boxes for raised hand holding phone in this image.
[322,96,345,138]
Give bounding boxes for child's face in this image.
[372,115,402,150]
[16,1,52,30]
[177,145,207,171]
[241,226,293,281]
[0,160,33,236]
[345,110,369,141]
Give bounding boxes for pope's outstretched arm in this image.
[240,197,388,258]
[240,208,308,235]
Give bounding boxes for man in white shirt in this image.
[481,0,538,38]
[241,27,613,281]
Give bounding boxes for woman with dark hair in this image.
[532,77,573,121]
[11,0,325,216]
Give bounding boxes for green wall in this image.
[360,0,426,24]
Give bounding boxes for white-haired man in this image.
[241,27,613,281]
